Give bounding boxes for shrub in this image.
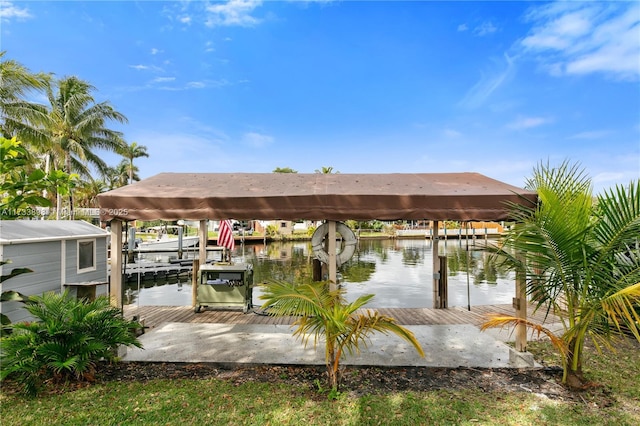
[0,290,142,396]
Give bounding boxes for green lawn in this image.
[2,339,639,426]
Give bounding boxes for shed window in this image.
[78,239,96,272]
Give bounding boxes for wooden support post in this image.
[199,220,207,265]
[192,258,199,307]
[127,226,136,263]
[177,226,183,260]
[514,251,527,352]
[328,220,337,291]
[438,255,448,308]
[109,220,123,309]
[432,221,440,309]
[312,259,322,281]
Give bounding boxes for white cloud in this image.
[593,171,625,184]
[205,0,263,27]
[457,23,468,32]
[129,64,164,72]
[507,116,552,130]
[118,78,229,93]
[0,1,32,22]
[459,53,515,109]
[243,131,274,147]
[474,21,497,36]
[187,81,205,89]
[443,129,462,138]
[520,2,640,81]
[150,48,162,55]
[184,79,229,90]
[179,15,191,25]
[568,130,611,140]
[151,77,175,83]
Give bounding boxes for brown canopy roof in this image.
[97,172,537,222]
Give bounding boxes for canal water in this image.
[124,238,515,309]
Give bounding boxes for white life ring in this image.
[311,222,357,267]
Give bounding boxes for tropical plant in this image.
[314,166,339,174]
[118,141,148,184]
[0,290,142,396]
[0,136,76,219]
[0,51,49,140]
[0,260,30,336]
[259,280,424,391]
[265,224,279,238]
[35,76,127,217]
[116,158,141,184]
[74,177,107,208]
[272,167,297,173]
[481,161,640,389]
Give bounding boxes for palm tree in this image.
[314,166,339,174]
[74,178,107,208]
[116,158,140,185]
[102,160,133,190]
[260,280,424,390]
[482,161,640,388]
[38,76,128,217]
[119,141,148,184]
[0,52,49,142]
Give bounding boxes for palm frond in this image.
[481,314,568,357]
[598,283,640,340]
[259,280,335,318]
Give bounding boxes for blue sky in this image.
[2,0,639,194]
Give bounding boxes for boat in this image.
[138,234,200,251]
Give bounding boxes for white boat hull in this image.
[139,235,200,251]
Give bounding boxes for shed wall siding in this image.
[65,237,109,283]
[1,237,109,323]
[1,242,62,323]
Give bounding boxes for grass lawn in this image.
[1,339,638,425]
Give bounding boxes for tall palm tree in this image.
[101,161,132,190]
[260,280,424,390]
[116,158,140,185]
[0,52,49,142]
[38,76,128,217]
[119,141,148,184]
[482,161,640,388]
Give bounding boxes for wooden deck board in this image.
[124,303,560,330]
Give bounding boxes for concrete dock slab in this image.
[122,322,537,368]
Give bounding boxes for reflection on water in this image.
[125,238,515,308]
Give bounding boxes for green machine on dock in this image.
[195,263,253,313]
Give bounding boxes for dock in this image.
[123,303,559,329]
[111,257,202,283]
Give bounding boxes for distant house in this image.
[0,220,109,323]
[273,220,294,235]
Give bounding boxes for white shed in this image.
[0,220,109,323]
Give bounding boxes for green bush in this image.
[266,224,279,237]
[0,290,142,396]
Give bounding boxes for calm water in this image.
[124,238,515,309]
